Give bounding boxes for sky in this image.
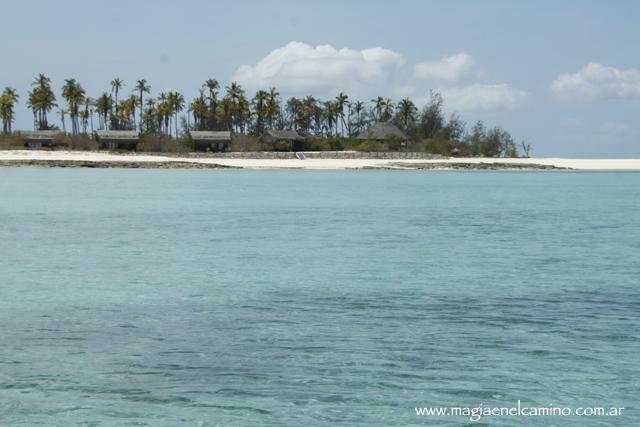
[1,0,639,157]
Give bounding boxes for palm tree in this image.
[84,97,95,133]
[252,90,269,135]
[381,98,395,122]
[61,78,86,135]
[266,87,280,130]
[203,78,219,129]
[189,91,208,130]
[225,82,244,132]
[57,108,67,134]
[94,93,112,130]
[371,96,385,121]
[135,79,150,131]
[335,92,349,137]
[395,98,417,131]
[126,94,138,129]
[167,91,185,137]
[28,74,56,130]
[218,97,232,132]
[78,110,89,134]
[352,101,365,135]
[115,96,136,130]
[301,96,319,135]
[237,94,251,134]
[110,78,124,123]
[142,98,156,132]
[157,92,170,135]
[0,87,19,133]
[323,101,340,137]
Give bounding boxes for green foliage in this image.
[355,139,384,152]
[228,134,261,152]
[27,74,57,130]
[138,134,192,153]
[56,135,99,150]
[423,138,453,156]
[420,90,444,139]
[384,134,404,151]
[0,134,25,149]
[303,136,335,151]
[273,140,290,151]
[5,74,526,156]
[1,87,19,133]
[326,137,344,151]
[341,139,361,150]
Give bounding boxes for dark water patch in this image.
[213,388,269,398]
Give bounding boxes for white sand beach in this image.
[1,150,640,170]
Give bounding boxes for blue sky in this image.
[2,0,639,157]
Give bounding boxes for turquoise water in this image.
[0,169,638,426]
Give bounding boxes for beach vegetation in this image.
[2,74,528,157]
[273,140,291,152]
[1,87,19,133]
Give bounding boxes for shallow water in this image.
[0,169,638,426]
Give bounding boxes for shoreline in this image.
[1,150,639,170]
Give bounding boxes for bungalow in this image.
[21,130,61,149]
[96,130,139,150]
[263,129,305,151]
[356,122,406,141]
[189,131,231,152]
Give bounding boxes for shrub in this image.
[65,135,99,150]
[342,138,361,151]
[326,137,343,151]
[404,140,426,152]
[228,135,261,152]
[302,136,332,151]
[0,134,25,149]
[355,140,384,152]
[384,134,404,151]
[423,138,453,155]
[273,140,290,151]
[138,134,192,153]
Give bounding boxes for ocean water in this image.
[0,169,638,426]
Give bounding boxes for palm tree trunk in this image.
[139,90,144,132]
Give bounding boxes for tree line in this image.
[0,73,529,157]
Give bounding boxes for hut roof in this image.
[265,129,304,141]
[95,130,139,140]
[356,122,406,140]
[20,130,62,140]
[189,131,232,141]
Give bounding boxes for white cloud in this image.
[551,63,640,100]
[233,42,525,112]
[232,41,404,95]
[438,84,527,111]
[414,53,474,81]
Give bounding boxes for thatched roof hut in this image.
[96,130,139,150]
[189,131,232,152]
[263,129,305,144]
[21,130,61,148]
[263,129,305,150]
[356,122,406,141]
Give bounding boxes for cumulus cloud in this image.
[232,42,525,112]
[414,53,475,81]
[232,41,404,95]
[551,63,640,100]
[438,84,527,111]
